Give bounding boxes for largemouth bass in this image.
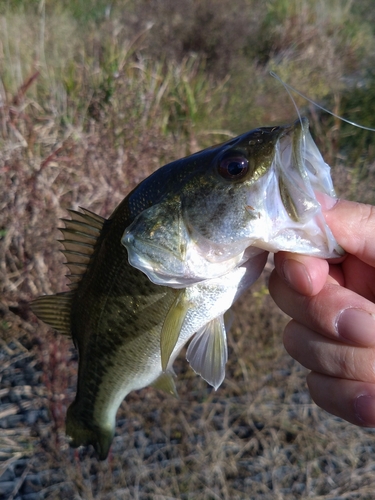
[31,117,342,459]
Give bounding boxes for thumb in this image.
[323,198,375,267]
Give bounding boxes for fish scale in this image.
[65,210,178,459]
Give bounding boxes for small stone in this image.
[6,414,23,427]
[22,493,43,500]
[0,467,15,482]
[25,410,39,426]
[20,474,42,494]
[9,390,21,403]
[13,459,28,476]
[0,481,14,497]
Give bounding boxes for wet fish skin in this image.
[30,118,341,460]
[64,164,267,459]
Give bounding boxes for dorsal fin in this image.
[30,291,74,335]
[59,208,106,290]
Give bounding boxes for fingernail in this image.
[337,308,375,346]
[282,259,312,295]
[355,395,375,426]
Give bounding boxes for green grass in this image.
[2,0,375,498]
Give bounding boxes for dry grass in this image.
[2,1,375,498]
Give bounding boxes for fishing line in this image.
[270,71,375,132]
[270,71,306,156]
[271,72,303,126]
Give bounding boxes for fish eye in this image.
[217,153,249,180]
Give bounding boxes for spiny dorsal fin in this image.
[30,291,74,335]
[59,208,106,290]
[151,372,178,398]
[67,207,105,229]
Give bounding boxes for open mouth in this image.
[275,117,332,224]
[249,116,344,258]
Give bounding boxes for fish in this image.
[30,116,343,460]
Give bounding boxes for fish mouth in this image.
[277,117,319,223]
[275,116,334,223]
[245,116,344,258]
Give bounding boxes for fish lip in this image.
[279,116,309,141]
[245,117,309,151]
[276,116,309,167]
[283,116,309,132]
[262,116,309,140]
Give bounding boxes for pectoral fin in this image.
[186,315,228,390]
[160,291,190,371]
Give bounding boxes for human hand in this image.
[269,197,375,426]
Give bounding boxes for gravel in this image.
[0,311,52,500]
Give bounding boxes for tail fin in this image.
[66,400,114,460]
